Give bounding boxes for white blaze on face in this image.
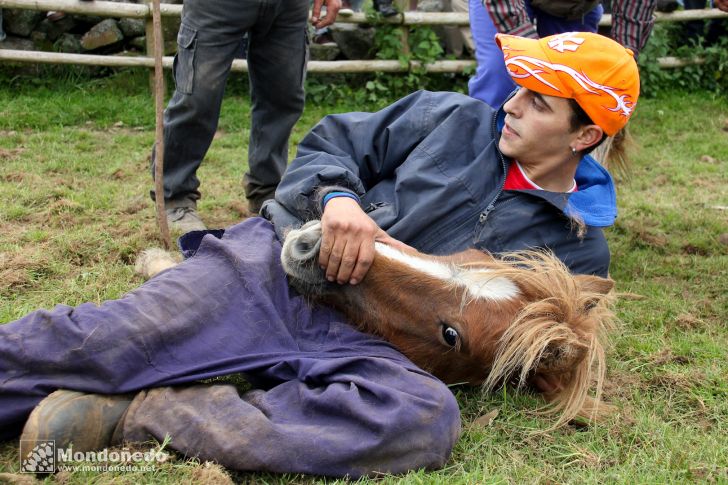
[374,243,519,301]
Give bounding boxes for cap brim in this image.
[495,34,573,100]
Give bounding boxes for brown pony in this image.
[280,220,617,428]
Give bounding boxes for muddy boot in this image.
[20,390,134,452]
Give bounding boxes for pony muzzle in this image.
[281,221,325,285]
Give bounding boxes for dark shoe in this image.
[46,11,67,22]
[373,0,398,17]
[21,390,134,452]
[166,197,207,233]
[246,195,276,215]
[313,32,336,45]
[656,0,679,12]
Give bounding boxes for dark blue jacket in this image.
[263,90,617,277]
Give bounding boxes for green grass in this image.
[1,70,727,484]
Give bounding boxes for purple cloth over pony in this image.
[0,217,459,476]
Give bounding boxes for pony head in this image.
[281,221,616,427]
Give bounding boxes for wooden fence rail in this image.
[1,0,726,73]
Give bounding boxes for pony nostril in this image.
[290,232,321,261]
[295,240,312,253]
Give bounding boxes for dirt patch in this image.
[0,251,50,291]
[227,200,253,219]
[0,148,26,161]
[637,230,668,248]
[675,313,704,330]
[2,172,26,183]
[648,370,705,392]
[0,472,37,484]
[189,462,234,485]
[48,198,84,215]
[120,197,149,216]
[649,348,691,366]
[602,371,642,402]
[681,244,709,256]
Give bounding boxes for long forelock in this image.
[468,250,617,427]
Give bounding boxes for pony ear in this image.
[574,275,614,295]
[535,337,590,374]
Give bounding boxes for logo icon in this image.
[20,440,56,473]
[547,33,585,53]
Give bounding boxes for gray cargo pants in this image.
[153,0,308,204]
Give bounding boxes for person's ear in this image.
[574,124,604,152]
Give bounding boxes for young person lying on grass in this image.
[2,32,639,477]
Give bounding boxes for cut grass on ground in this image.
[1,71,727,484]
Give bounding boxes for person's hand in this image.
[319,196,408,285]
[311,0,342,29]
[714,0,728,13]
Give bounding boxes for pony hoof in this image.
[135,248,180,279]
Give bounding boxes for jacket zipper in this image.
[480,108,508,224]
[416,109,510,251]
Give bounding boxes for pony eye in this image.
[584,298,600,311]
[441,325,459,347]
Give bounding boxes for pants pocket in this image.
[173,23,198,95]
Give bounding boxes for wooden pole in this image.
[0,1,726,25]
[0,50,708,71]
[150,0,171,248]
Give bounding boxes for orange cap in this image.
[495,32,640,136]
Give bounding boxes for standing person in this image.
[683,0,727,46]
[467,0,656,108]
[157,0,341,233]
[0,9,5,42]
[11,32,638,477]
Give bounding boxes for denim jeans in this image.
[0,10,6,42]
[153,0,309,204]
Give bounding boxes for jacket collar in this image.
[494,93,617,228]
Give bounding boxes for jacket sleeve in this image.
[274,90,470,221]
[482,0,538,38]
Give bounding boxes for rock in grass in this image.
[119,18,146,38]
[81,18,124,51]
[330,23,375,60]
[55,33,82,54]
[3,9,45,37]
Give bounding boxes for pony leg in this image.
[119,356,461,477]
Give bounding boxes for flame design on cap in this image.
[503,49,635,120]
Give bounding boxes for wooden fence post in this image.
[148,0,171,248]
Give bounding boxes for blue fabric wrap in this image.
[0,218,460,476]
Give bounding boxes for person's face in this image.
[498,88,579,164]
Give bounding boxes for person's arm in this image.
[276,91,446,284]
[714,0,728,12]
[275,90,474,285]
[610,0,658,56]
[482,0,538,38]
[311,0,342,29]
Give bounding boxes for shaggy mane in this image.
[459,251,617,428]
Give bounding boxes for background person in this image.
[467,1,656,109]
[155,0,340,233]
